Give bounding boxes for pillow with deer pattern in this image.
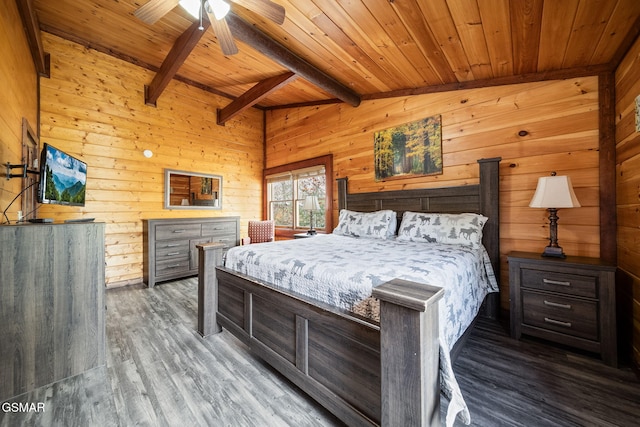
[396,212,488,248]
[333,209,397,240]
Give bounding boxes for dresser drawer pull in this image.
[543,278,571,287]
[166,252,181,256]
[167,264,182,268]
[544,317,572,328]
[543,300,572,310]
[166,243,181,247]
[172,229,186,233]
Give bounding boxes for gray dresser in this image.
[0,222,105,401]
[143,217,240,287]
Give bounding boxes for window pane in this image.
[296,174,326,199]
[271,201,293,227]
[269,178,293,201]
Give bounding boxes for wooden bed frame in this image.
[197,157,501,426]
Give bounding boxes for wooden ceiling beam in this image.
[144,19,210,106]
[15,0,50,77]
[217,72,297,125]
[226,13,361,108]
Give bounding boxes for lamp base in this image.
[541,246,565,258]
[306,229,317,235]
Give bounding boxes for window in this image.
[264,155,332,237]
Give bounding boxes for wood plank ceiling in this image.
[32,0,640,114]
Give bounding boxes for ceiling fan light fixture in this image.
[178,0,201,19]
[207,0,231,20]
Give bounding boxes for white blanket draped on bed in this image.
[224,233,498,426]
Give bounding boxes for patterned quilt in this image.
[224,233,498,426]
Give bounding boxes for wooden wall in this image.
[615,36,640,370]
[266,77,601,311]
[0,1,38,219]
[38,33,264,286]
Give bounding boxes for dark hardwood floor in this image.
[1,278,638,426]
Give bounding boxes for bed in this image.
[197,157,501,427]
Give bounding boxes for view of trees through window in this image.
[268,167,326,230]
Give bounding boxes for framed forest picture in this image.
[374,115,442,181]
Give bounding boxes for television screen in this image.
[38,143,87,206]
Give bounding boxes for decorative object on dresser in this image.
[529,172,581,258]
[302,195,320,235]
[241,220,275,245]
[143,217,239,287]
[508,251,617,367]
[0,222,106,401]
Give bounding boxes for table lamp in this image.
[303,195,320,235]
[529,172,581,258]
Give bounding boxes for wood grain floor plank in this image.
[2,278,638,427]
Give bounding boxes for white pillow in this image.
[333,209,397,240]
[396,212,487,248]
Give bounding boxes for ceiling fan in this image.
[134,0,285,55]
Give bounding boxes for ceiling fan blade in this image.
[232,0,285,25]
[134,0,181,25]
[206,10,239,55]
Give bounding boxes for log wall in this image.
[0,1,38,219]
[266,77,601,310]
[615,36,640,370]
[38,33,264,286]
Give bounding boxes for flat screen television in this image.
[38,143,87,206]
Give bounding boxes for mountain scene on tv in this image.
[43,146,87,204]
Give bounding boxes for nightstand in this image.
[508,251,617,367]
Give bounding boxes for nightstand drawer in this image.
[522,290,598,341]
[521,268,596,298]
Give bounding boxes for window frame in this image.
[263,154,333,239]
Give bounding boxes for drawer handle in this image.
[543,278,571,287]
[544,300,572,310]
[166,252,181,256]
[544,317,572,328]
[167,264,182,268]
[166,243,180,247]
[172,229,186,233]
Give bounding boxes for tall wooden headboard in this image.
[336,157,502,314]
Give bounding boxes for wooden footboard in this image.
[198,243,444,426]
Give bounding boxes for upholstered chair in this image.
[242,220,275,245]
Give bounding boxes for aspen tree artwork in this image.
[374,116,442,181]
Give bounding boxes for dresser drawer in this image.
[202,221,237,236]
[155,257,191,276]
[521,268,596,298]
[522,290,598,341]
[155,223,202,240]
[212,233,237,249]
[156,241,190,258]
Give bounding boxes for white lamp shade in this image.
[529,175,581,208]
[303,195,320,210]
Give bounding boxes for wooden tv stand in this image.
[0,222,106,401]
